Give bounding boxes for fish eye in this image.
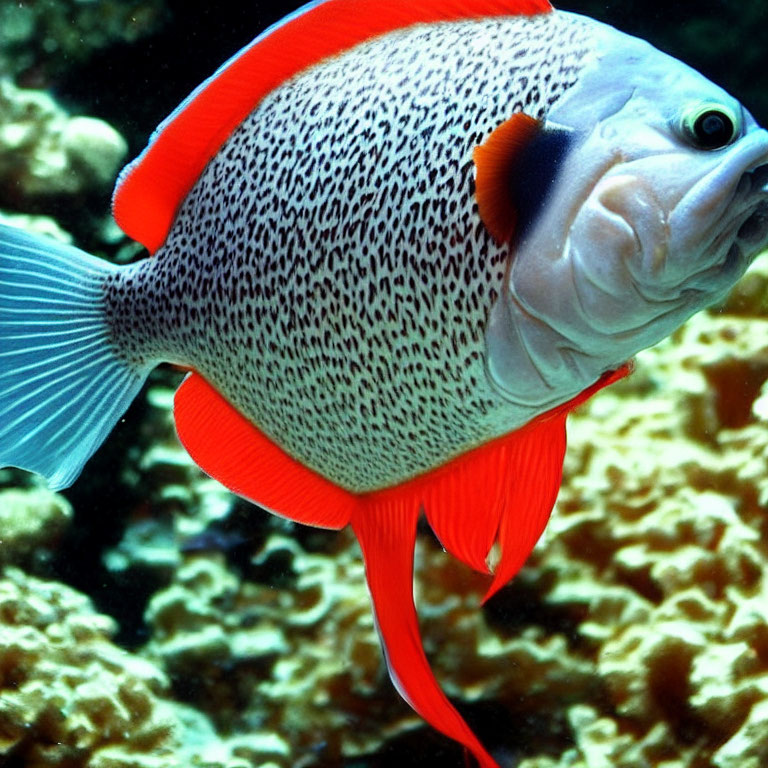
[680,102,742,150]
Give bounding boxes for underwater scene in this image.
[1,0,768,766]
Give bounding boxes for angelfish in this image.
[2,0,768,764]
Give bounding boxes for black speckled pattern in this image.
[104,14,594,491]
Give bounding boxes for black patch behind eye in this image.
[510,125,574,244]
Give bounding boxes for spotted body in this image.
[3,1,768,766]
[105,14,593,491]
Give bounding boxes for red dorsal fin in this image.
[113,0,553,254]
[473,113,542,244]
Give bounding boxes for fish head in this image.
[486,15,768,406]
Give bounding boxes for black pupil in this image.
[693,110,735,149]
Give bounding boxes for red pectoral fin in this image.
[351,496,501,768]
[173,372,356,529]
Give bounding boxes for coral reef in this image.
[0,488,72,566]
[0,209,73,243]
[143,538,389,764]
[0,566,179,767]
[0,79,127,204]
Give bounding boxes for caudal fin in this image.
[0,224,150,489]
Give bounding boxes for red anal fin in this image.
[114,0,553,254]
[350,497,501,768]
[172,364,630,766]
[473,113,542,244]
[173,372,356,528]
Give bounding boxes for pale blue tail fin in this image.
[0,224,151,489]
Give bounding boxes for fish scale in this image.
[104,14,594,491]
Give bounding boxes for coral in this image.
[4,256,768,767]
[510,252,768,767]
[103,382,240,582]
[142,534,396,765]
[0,209,74,243]
[0,566,180,767]
[138,518,600,765]
[0,79,128,204]
[0,488,72,565]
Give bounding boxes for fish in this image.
[1,0,767,764]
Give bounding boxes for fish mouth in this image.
[735,162,768,245]
[670,129,768,249]
[684,162,768,291]
[729,197,768,269]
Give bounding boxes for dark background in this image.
[53,0,767,161]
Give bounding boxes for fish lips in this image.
[668,129,768,293]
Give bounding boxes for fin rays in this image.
[2,273,103,296]
[0,222,151,488]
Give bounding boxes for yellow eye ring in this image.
[680,102,742,150]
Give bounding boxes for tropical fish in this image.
[2,0,768,764]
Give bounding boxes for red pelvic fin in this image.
[113,0,552,254]
[350,497,501,768]
[173,372,356,529]
[421,438,508,574]
[418,365,632,600]
[172,365,630,764]
[473,112,542,244]
[481,411,567,602]
[478,365,631,600]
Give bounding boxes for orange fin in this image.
[474,113,575,245]
[172,364,630,766]
[113,0,553,254]
[173,372,356,528]
[480,364,632,599]
[350,497,501,768]
[473,113,542,244]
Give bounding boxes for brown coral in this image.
[512,253,768,768]
[0,566,179,767]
